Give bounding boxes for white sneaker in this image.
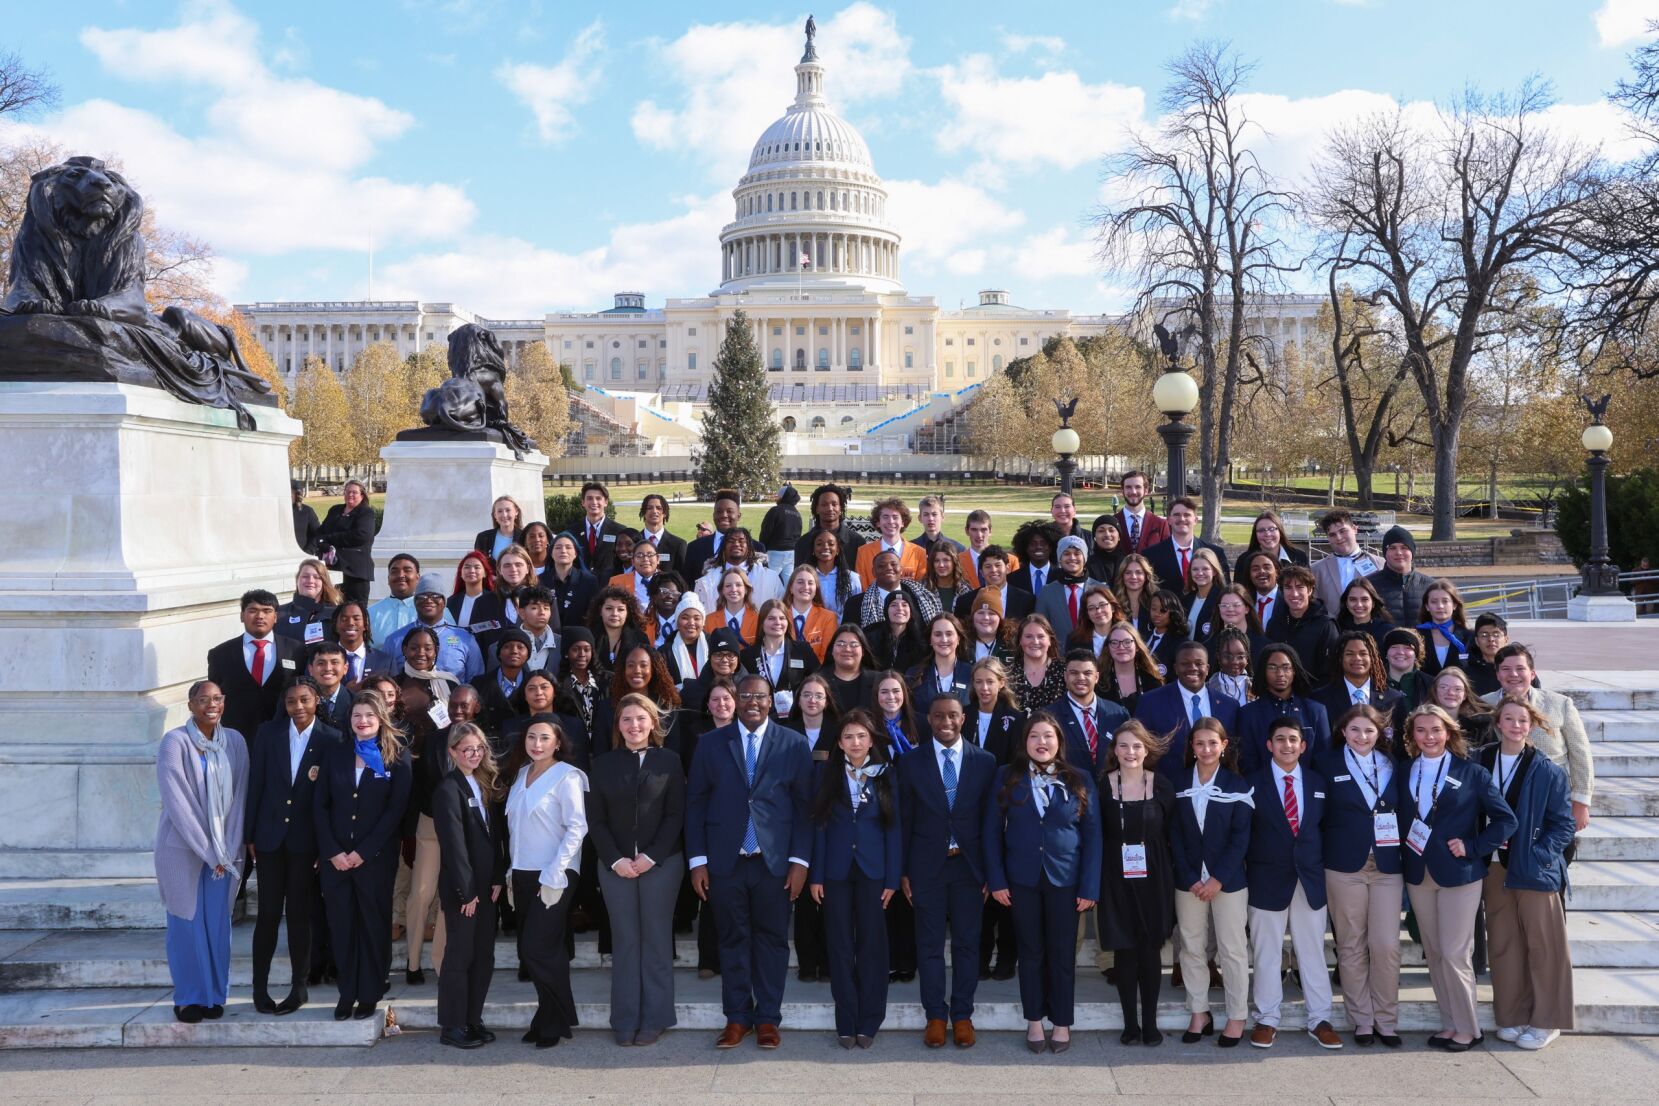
[1495,1025,1526,1043]
[1517,1027,1559,1050]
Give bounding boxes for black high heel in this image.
[1181,1013,1214,1043]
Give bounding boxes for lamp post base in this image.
[1568,594,1638,622]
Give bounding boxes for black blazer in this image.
[473,527,523,560]
[577,518,634,581]
[1310,680,1407,749]
[637,530,689,576]
[433,768,506,908]
[501,709,593,773]
[315,686,354,733]
[1184,590,1222,642]
[586,746,686,869]
[313,742,412,866]
[963,701,1026,763]
[741,638,822,695]
[206,635,302,746]
[245,718,342,854]
[316,503,376,581]
[1145,537,1230,591]
[545,566,600,626]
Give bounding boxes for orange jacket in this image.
[785,604,839,662]
[704,606,759,646]
[855,539,929,586]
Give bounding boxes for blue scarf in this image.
[1417,620,1468,653]
[355,737,389,779]
[884,716,915,756]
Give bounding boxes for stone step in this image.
[5,968,1655,1047]
[1565,861,1659,910]
[0,879,167,930]
[7,909,1655,992]
[0,850,155,880]
[1576,816,1659,860]
[1591,779,1659,817]
[1578,710,1659,742]
[1547,673,1659,712]
[1590,742,1659,775]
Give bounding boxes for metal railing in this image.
[1456,569,1659,620]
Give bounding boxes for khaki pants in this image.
[1249,883,1333,1027]
[1483,865,1575,1031]
[1407,872,1483,1038]
[1326,858,1404,1033]
[1176,887,1249,1019]
[394,816,444,973]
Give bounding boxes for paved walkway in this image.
[4,1032,1657,1105]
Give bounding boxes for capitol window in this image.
[782,416,797,431]
[818,325,828,335]
[772,326,782,335]
[637,360,648,379]
[659,339,667,347]
[637,339,647,348]
[967,361,977,377]
[849,348,862,369]
[613,340,621,348]
[584,362,594,379]
[811,416,826,429]
[688,328,697,336]
[841,415,855,426]
[795,326,805,335]
[904,326,913,335]
[1020,337,1029,345]
[904,350,913,368]
[993,355,1004,371]
[767,195,773,211]
[818,348,829,369]
[688,352,697,371]
[771,350,783,370]
[610,357,621,379]
[945,361,954,377]
[966,338,976,346]
[993,338,1001,345]
[585,340,594,348]
[791,193,797,210]
[944,338,954,346]
[563,340,572,348]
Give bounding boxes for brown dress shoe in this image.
[715,1022,751,1049]
[1308,1021,1344,1049]
[755,1023,781,1049]
[1249,1024,1277,1048]
[952,1019,976,1048]
[923,1018,947,1048]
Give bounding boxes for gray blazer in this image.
[154,725,249,920]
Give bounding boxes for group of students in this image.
[152,477,1586,1053]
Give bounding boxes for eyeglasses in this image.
[1264,663,1295,673]
[1107,639,1136,649]
[736,691,771,702]
[454,744,487,756]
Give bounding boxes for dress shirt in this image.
[1344,679,1371,705]
[759,645,786,685]
[933,738,964,849]
[243,632,276,684]
[1256,588,1279,625]
[506,760,589,889]
[1495,751,1521,794]
[344,645,368,683]
[288,720,314,784]
[464,774,485,825]
[1212,672,1249,705]
[367,595,418,647]
[525,627,558,672]
[1344,746,1392,808]
[976,711,993,747]
[973,640,995,661]
[1272,762,1302,824]
[1182,685,1214,721]
[1068,695,1101,748]
[641,528,668,551]
[1124,509,1146,546]
[1410,753,1449,820]
[1029,565,1047,592]
[456,593,480,629]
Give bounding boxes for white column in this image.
[872,314,881,369]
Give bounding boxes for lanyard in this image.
[936,665,956,695]
[1110,772,1152,845]
[1496,751,1518,794]
[1414,756,1448,814]
[1345,747,1383,810]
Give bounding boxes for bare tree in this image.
[1317,268,1414,507]
[1306,82,1601,539]
[1093,42,1297,542]
[0,50,58,119]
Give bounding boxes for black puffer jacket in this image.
[759,485,802,555]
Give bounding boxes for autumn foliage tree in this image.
[289,356,351,473]
[509,341,573,457]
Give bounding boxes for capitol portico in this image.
[238,25,1323,452]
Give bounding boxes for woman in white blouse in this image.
[505,715,589,1049]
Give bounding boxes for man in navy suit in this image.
[1144,498,1230,591]
[686,673,814,1050]
[1244,720,1342,1049]
[1135,641,1240,784]
[898,696,998,1049]
[1045,650,1130,779]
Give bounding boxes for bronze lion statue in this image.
[416,322,536,454]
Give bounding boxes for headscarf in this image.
[185,718,239,875]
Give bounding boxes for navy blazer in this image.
[1044,697,1130,780]
[810,771,903,888]
[983,767,1102,900]
[907,660,974,721]
[1316,748,1403,875]
[1170,766,1253,893]
[314,686,354,733]
[1133,683,1241,784]
[684,720,814,879]
[896,738,998,888]
[245,718,342,855]
[313,741,413,866]
[1245,764,1328,911]
[963,702,1025,764]
[1393,754,1517,888]
[1236,694,1332,776]
[1310,681,1407,749]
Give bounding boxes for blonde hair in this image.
[295,558,343,607]
[447,721,500,800]
[1403,703,1470,758]
[613,692,667,748]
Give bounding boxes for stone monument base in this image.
[1568,593,1639,622]
[0,382,301,876]
[372,439,547,596]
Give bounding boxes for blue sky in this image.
[2,0,1653,318]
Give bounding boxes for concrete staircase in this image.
[3,669,1656,1049]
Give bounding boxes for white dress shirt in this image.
[456,593,480,629]
[1183,685,1214,721]
[464,773,485,827]
[1410,752,1449,820]
[506,760,589,889]
[1344,746,1392,808]
[525,627,558,672]
[1344,679,1371,706]
[288,720,314,784]
[933,738,965,848]
[1272,761,1302,822]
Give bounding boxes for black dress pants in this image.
[1113,939,1164,1030]
[320,854,396,1006]
[438,898,497,1030]
[513,869,578,1041]
[252,846,315,996]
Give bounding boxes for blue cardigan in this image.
[1394,753,1517,888]
[983,766,1102,901]
[1170,765,1254,893]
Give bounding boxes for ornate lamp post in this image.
[1052,397,1080,498]
[1568,395,1635,621]
[1153,369,1199,516]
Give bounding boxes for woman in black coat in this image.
[432,722,505,1049]
[315,480,377,604]
[275,559,341,645]
[473,495,525,564]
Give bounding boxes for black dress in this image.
[1098,772,1177,950]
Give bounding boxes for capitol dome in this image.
[717,22,902,295]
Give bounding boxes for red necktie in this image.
[1081,709,1099,760]
[1067,585,1079,624]
[250,638,267,685]
[588,524,598,557]
[1258,596,1270,622]
[1179,548,1190,587]
[1283,774,1299,836]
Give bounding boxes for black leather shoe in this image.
[518,965,531,982]
[334,998,352,1021]
[1142,1027,1164,1046]
[1354,1029,1376,1047]
[1120,1025,1140,1045]
[440,1027,483,1049]
[991,962,1016,981]
[274,989,308,1015]
[174,1005,204,1024]
[469,1023,496,1043]
[253,991,277,1014]
[1378,1033,1403,1049]
[895,970,915,983]
[307,967,324,986]
[204,1005,224,1020]
[406,968,425,985]
[535,1035,561,1049]
[352,1002,377,1020]
[522,1029,539,1043]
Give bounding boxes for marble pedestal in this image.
[0,383,301,874]
[1569,593,1639,622]
[371,440,547,597]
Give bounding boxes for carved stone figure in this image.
[408,322,535,455]
[0,156,273,429]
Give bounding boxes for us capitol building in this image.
[239,24,1319,454]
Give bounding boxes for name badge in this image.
[1121,843,1148,879]
[288,615,302,623]
[304,622,325,644]
[470,620,501,633]
[1333,774,1352,782]
[789,658,805,668]
[1445,776,1462,789]
[659,554,672,564]
[954,682,966,690]
[602,533,617,543]
[1313,791,1325,799]
[280,658,296,670]
[428,700,451,727]
[1405,817,1432,855]
[1374,812,1401,847]
[466,797,478,809]
[772,689,795,715]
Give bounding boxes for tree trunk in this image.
[1430,420,1459,541]
[1355,464,1374,508]
[1327,470,1337,506]
[1487,461,1500,521]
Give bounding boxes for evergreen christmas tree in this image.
[694,309,780,499]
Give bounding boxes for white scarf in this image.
[403,660,457,703]
[185,719,238,875]
[670,632,709,683]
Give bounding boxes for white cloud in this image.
[946,249,986,276]
[2,2,476,257]
[883,179,1025,269]
[1001,32,1066,56]
[1012,226,1096,282]
[497,20,604,144]
[630,2,911,180]
[1167,0,1220,21]
[378,193,729,317]
[1595,0,1659,47]
[931,55,1144,183]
